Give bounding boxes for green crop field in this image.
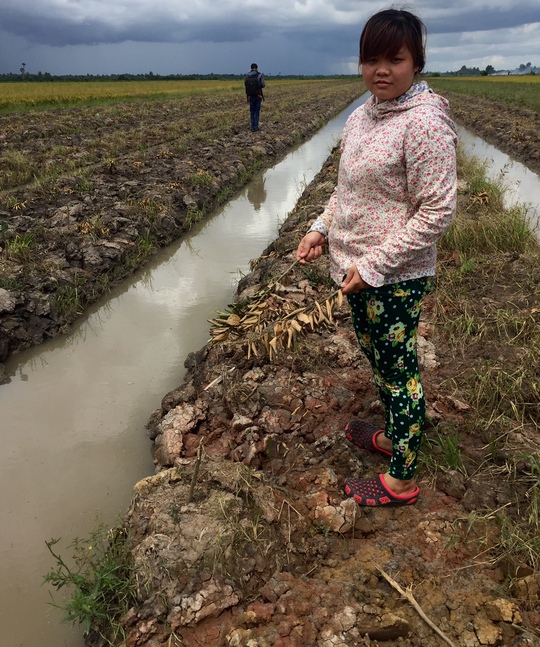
[427,75,540,113]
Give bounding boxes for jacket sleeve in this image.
[259,74,266,89]
[357,111,457,287]
[307,117,352,237]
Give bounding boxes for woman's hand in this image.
[341,265,371,294]
[296,231,326,264]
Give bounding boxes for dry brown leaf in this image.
[287,327,295,348]
[316,302,327,323]
[326,299,333,322]
[211,327,229,335]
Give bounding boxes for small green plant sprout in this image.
[44,525,136,645]
[459,253,476,273]
[5,232,33,262]
[422,424,468,477]
[0,221,8,253]
[189,168,213,187]
[104,158,117,174]
[53,280,83,321]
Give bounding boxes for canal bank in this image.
[104,130,540,645]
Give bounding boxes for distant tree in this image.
[485,64,495,75]
[20,62,26,75]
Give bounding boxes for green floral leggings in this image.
[347,277,432,480]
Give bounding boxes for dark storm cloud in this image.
[1,1,538,50]
[427,5,540,34]
[0,7,262,47]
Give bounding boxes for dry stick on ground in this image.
[187,439,205,504]
[375,565,458,647]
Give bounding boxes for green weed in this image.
[0,276,25,290]
[189,169,213,187]
[0,150,36,189]
[432,146,540,572]
[421,425,468,476]
[44,525,136,645]
[0,220,8,250]
[5,232,33,261]
[54,284,83,321]
[491,455,540,573]
[123,232,155,270]
[185,206,205,230]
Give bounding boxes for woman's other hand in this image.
[296,231,325,264]
[341,265,371,294]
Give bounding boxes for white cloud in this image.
[427,22,540,71]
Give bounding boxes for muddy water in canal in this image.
[458,126,540,230]
[2,101,539,647]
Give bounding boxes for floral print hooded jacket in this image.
[309,82,457,288]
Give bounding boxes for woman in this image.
[296,8,457,506]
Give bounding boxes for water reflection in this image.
[246,174,267,211]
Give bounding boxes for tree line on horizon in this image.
[1,61,537,83]
[0,69,353,83]
[431,62,538,77]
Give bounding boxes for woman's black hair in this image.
[359,8,426,72]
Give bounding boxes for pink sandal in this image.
[345,420,392,457]
[344,474,420,506]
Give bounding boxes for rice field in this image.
[0,80,246,112]
[0,78,347,113]
[427,75,540,112]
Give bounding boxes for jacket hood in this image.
[247,70,260,77]
[364,80,451,120]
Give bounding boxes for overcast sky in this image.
[0,0,538,76]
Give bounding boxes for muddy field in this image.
[0,79,361,378]
[4,85,540,645]
[431,88,540,175]
[109,134,540,647]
